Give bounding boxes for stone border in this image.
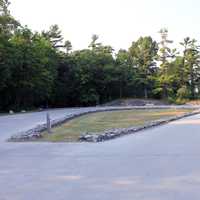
[8,107,142,142]
[79,110,200,142]
[7,107,200,142]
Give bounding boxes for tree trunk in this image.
[190,64,195,99]
[119,81,122,99]
[144,87,148,99]
[162,83,168,99]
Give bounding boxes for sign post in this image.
[46,113,52,134]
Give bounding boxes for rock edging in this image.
[7,107,138,142]
[79,110,200,142]
[7,108,200,142]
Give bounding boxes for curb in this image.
[79,110,200,142]
[7,107,200,142]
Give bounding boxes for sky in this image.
[10,0,200,51]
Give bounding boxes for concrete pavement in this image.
[1,108,200,199]
[0,107,98,141]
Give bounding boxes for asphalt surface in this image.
[1,108,200,200]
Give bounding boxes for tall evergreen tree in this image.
[129,36,158,98]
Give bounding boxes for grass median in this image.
[40,108,194,142]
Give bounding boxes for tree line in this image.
[0,0,200,111]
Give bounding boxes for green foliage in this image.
[174,86,190,105]
[177,86,190,99]
[1,1,200,111]
[4,27,57,109]
[0,0,20,37]
[129,36,158,98]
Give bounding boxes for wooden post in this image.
[46,112,52,134]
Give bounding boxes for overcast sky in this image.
[10,0,200,51]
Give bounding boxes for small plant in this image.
[175,86,190,104]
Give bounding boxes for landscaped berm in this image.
[41,108,194,142]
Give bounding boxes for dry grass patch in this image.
[41,108,194,142]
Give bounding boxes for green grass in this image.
[41,108,194,142]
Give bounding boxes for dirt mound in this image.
[103,99,170,106]
[186,100,200,105]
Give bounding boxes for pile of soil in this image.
[102,99,170,106]
[186,100,200,105]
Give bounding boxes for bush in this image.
[177,86,190,100]
[175,98,187,105]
